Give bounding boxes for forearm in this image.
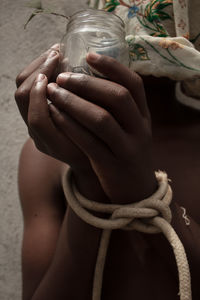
[30,207,102,300]
[30,169,109,300]
[29,167,154,300]
[30,168,200,300]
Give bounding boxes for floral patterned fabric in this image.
[89,0,200,82]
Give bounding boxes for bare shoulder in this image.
[18,138,68,220]
[18,138,68,299]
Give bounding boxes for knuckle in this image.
[115,86,131,100]
[14,89,22,102]
[61,92,71,110]
[74,74,90,90]
[95,110,111,131]
[78,74,89,84]
[16,70,30,88]
[14,89,20,102]
[63,90,71,103]
[15,86,29,102]
[16,73,25,88]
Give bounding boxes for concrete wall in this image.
[0,1,87,299]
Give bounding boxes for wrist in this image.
[72,166,110,204]
[110,168,158,205]
[108,150,158,204]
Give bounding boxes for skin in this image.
[15,45,200,300]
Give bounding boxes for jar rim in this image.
[68,8,125,29]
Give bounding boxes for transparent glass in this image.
[59,9,130,76]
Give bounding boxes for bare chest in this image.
[152,123,200,223]
[102,230,180,300]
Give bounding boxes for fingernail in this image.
[36,73,46,82]
[87,52,101,62]
[58,72,85,80]
[48,50,58,59]
[51,43,60,51]
[57,72,72,82]
[44,44,59,55]
[47,82,58,92]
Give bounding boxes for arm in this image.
[20,154,200,300]
[19,139,107,300]
[16,49,200,299]
[15,46,110,300]
[46,53,200,298]
[18,138,65,299]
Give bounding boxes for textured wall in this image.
[0,1,87,299]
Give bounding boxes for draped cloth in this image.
[89,0,200,107]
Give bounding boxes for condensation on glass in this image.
[60,9,130,77]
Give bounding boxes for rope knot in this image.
[68,170,172,234]
[111,194,172,233]
[62,168,192,300]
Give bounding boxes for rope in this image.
[62,168,192,300]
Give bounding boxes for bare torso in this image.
[102,80,200,299]
[19,78,200,299]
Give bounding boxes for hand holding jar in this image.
[15,9,155,204]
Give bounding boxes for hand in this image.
[15,44,60,123]
[47,53,157,203]
[14,45,91,171]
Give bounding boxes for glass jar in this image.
[60,8,130,77]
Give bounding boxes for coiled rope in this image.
[62,168,192,300]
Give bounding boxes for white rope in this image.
[62,168,192,300]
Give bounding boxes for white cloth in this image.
[89,0,200,80]
[89,0,200,108]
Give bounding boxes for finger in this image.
[28,73,86,166]
[48,103,112,163]
[28,73,59,143]
[16,44,60,88]
[27,128,49,155]
[47,83,127,157]
[15,50,60,124]
[57,72,142,133]
[86,53,149,118]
